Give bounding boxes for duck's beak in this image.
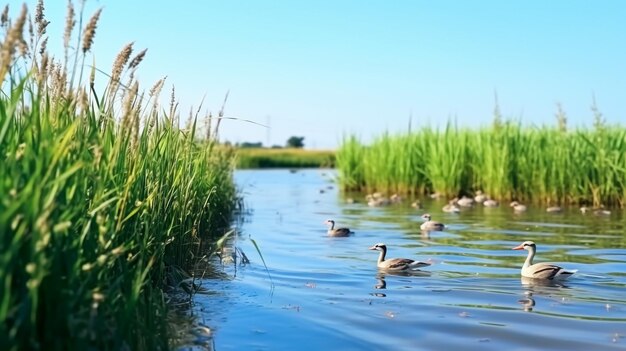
[368,245,378,250]
[512,244,524,250]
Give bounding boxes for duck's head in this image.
[324,219,335,225]
[369,243,387,251]
[421,213,432,221]
[512,241,536,251]
[510,201,520,207]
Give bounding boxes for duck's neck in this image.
[378,248,387,264]
[329,221,335,230]
[523,248,535,268]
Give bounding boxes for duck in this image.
[369,243,431,271]
[512,241,576,280]
[510,201,527,212]
[546,206,562,213]
[474,190,487,203]
[366,193,390,207]
[411,200,422,209]
[580,206,611,216]
[420,214,445,231]
[429,192,442,199]
[456,196,474,207]
[324,219,353,237]
[483,199,499,207]
[442,201,461,213]
[390,194,403,204]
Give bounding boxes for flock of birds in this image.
[323,189,601,281]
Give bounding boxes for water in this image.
[182,169,626,351]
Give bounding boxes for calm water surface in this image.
[183,169,626,351]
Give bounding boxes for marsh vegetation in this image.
[0,2,236,349]
[337,116,626,208]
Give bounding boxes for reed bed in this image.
[337,121,626,207]
[235,147,335,168]
[1,2,236,350]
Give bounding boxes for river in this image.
[177,169,626,350]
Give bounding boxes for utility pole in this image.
[266,115,271,147]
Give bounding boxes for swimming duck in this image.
[369,243,431,271]
[483,199,499,207]
[580,206,611,216]
[442,201,461,213]
[546,206,562,213]
[420,214,445,231]
[324,219,353,237]
[510,201,527,212]
[474,190,487,203]
[456,196,474,207]
[512,241,576,280]
[411,200,422,209]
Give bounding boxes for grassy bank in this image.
[337,121,626,207]
[236,147,335,168]
[1,3,235,350]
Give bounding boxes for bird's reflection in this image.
[518,276,571,312]
[371,270,432,297]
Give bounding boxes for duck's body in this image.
[366,193,390,207]
[512,241,576,280]
[474,191,487,203]
[546,206,562,213]
[580,206,611,216]
[369,243,430,271]
[420,214,445,231]
[456,196,474,207]
[510,201,527,212]
[325,219,352,237]
[442,202,460,213]
[483,199,499,207]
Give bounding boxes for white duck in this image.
[369,243,431,271]
[456,196,474,207]
[324,219,353,237]
[512,241,576,280]
[474,190,487,203]
[483,198,499,207]
[420,214,445,231]
[510,201,527,212]
[442,201,461,213]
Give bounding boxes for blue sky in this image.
[9,0,626,149]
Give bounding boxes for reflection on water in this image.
[183,169,626,351]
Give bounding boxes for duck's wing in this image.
[383,258,414,270]
[328,227,352,237]
[525,262,576,280]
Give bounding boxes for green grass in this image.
[337,120,626,207]
[1,3,236,350]
[235,147,335,168]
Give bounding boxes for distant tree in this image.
[286,136,305,148]
[271,145,283,149]
[239,141,263,148]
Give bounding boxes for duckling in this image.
[429,192,442,199]
[442,201,460,213]
[474,190,487,203]
[510,201,527,212]
[420,214,445,231]
[369,243,431,271]
[580,206,611,216]
[411,200,423,209]
[456,196,474,207]
[483,199,499,207]
[546,206,562,213]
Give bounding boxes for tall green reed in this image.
[337,119,626,207]
[1,2,235,350]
